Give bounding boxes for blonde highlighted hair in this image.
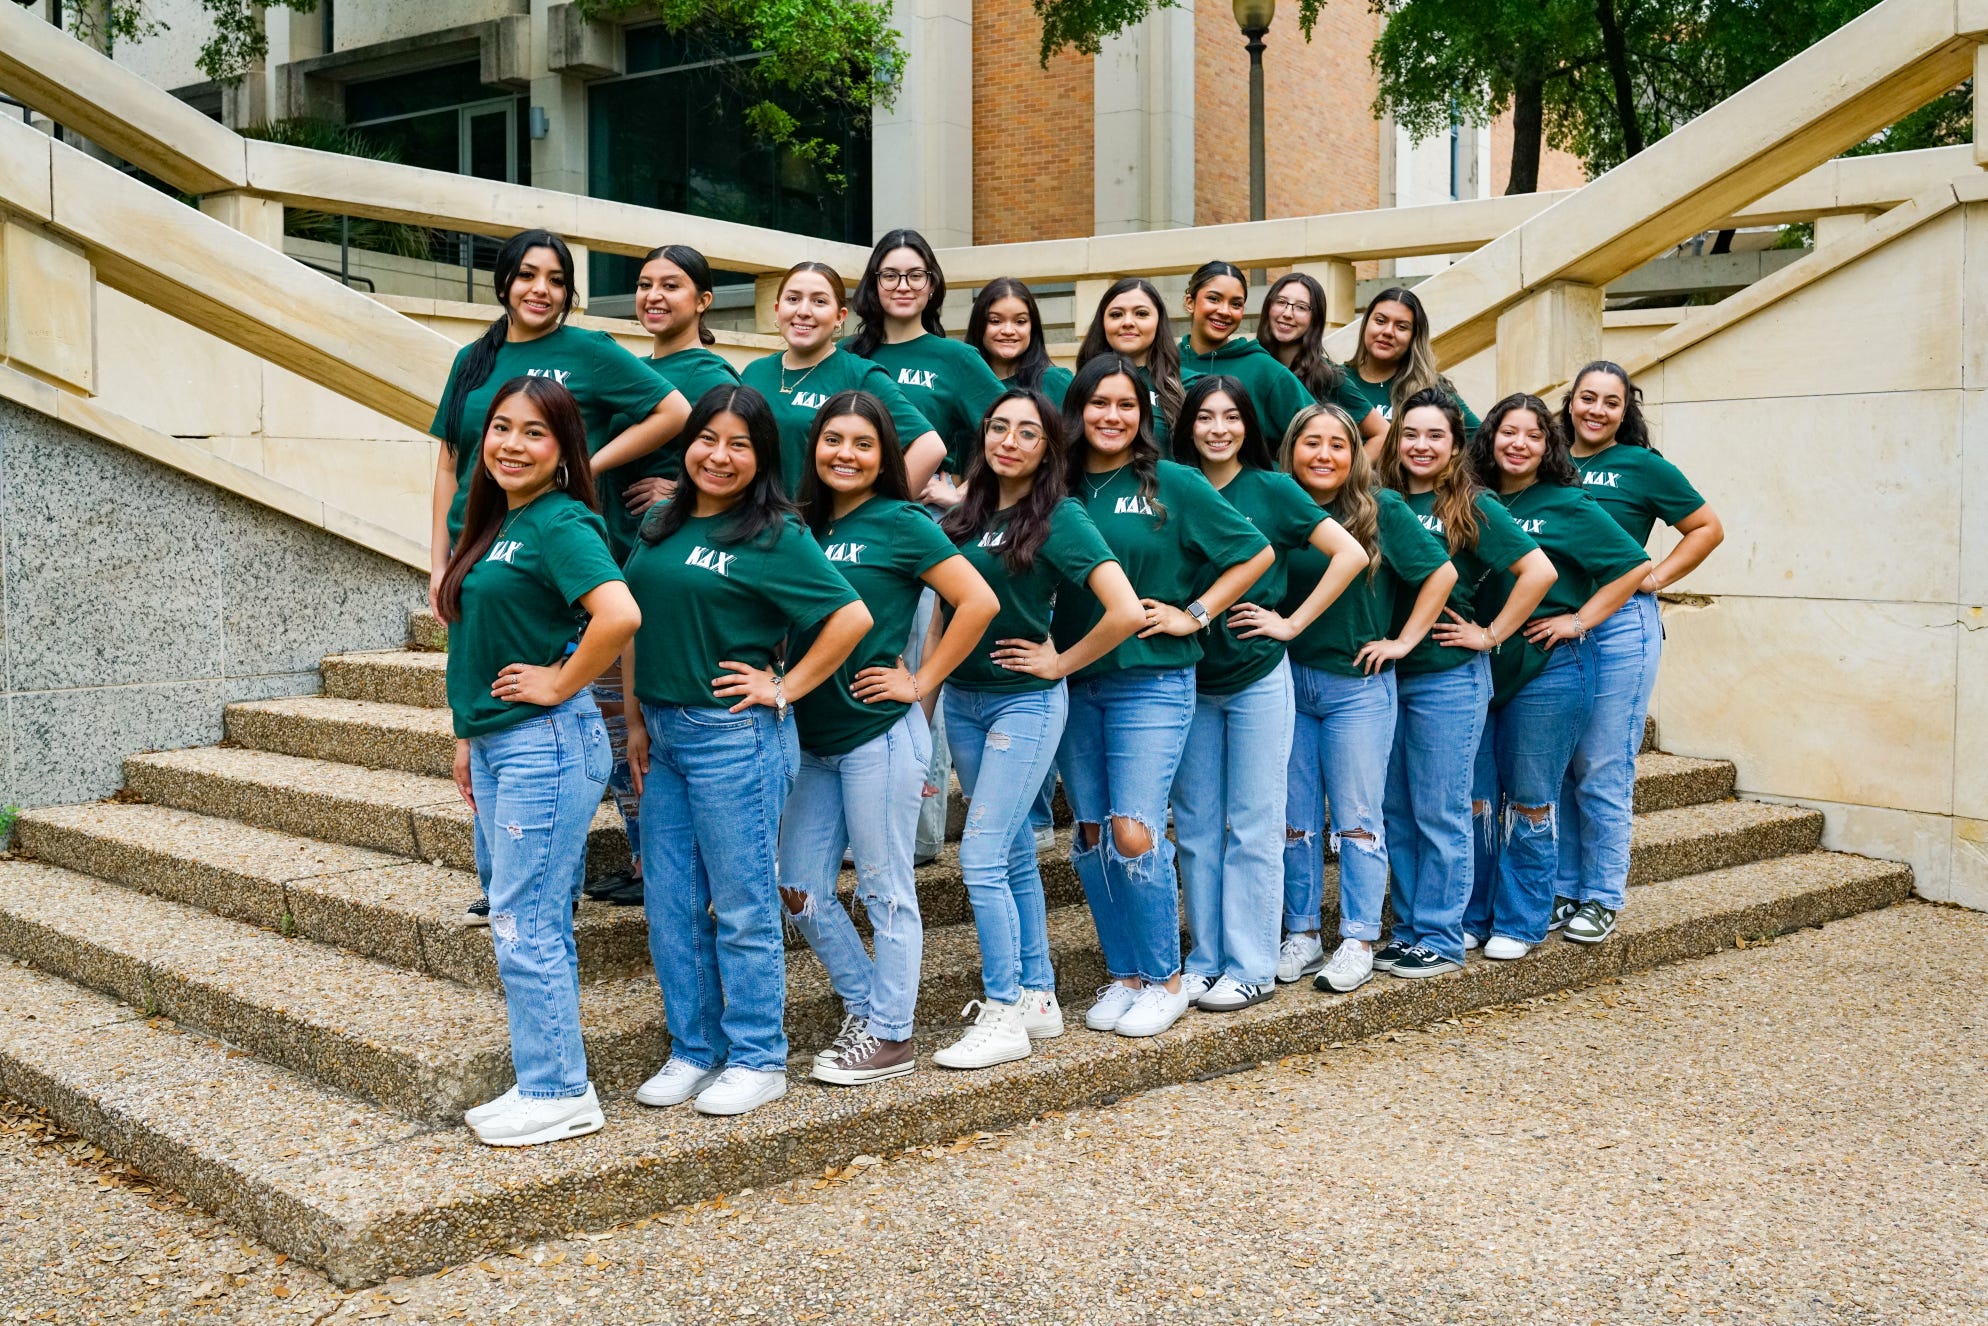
[1280,401,1378,570]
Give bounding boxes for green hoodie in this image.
[1177,335,1315,449]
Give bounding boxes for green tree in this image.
[65,0,319,84]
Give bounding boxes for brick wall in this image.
[1193,0,1382,226]
[972,0,1096,245]
[1488,112,1589,195]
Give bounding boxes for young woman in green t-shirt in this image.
[776,391,998,1086]
[1255,272,1345,404]
[436,375,639,1148]
[1074,277,1184,430]
[967,277,1076,412]
[1552,362,1724,945]
[1379,389,1557,976]
[620,385,874,1119]
[1169,376,1368,1012]
[936,388,1143,1069]
[1344,285,1481,450]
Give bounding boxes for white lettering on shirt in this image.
[1515,518,1546,535]
[486,540,522,564]
[1114,496,1156,517]
[687,545,737,576]
[1416,513,1446,534]
[526,368,572,386]
[1583,471,1621,489]
[897,368,937,390]
[978,530,1007,549]
[824,542,867,564]
[792,390,829,410]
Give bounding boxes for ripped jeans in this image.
[946,683,1066,1005]
[1059,667,1197,984]
[1465,641,1596,945]
[774,707,931,1041]
[1283,664,1397,941]
[466,692,610,1100]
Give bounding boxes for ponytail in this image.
[440,229,576,452]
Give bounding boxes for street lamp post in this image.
[1233,0,1274,223]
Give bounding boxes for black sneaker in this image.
[1547,897,1579,932]
[1563,901,1618,945]
[1370,939,1413,973]
[464,897,491,926]
[583,870,645,907]
[1389,945,1463,979]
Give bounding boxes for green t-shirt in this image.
[1284,487,1450,677]
[1341,369,1482,435]
[1052,460,1269,680]
[1474,483,1652,706]
[1001,364,1076,412]
[1193,468,1328,695]
[944,498,1117,695]
[1575,443,1706,547]
[1395,490,1539,676]
[597,347,742,561]
[858,335,1007,476]
[623,510,858,709]
[432,324,673,541]
[792,497,960,755]
[737,348,936,497]
[1176,335,1316,451]
[445,491,623,739]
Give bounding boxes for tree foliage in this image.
[67,0,319,83]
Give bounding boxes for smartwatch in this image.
[1185,600,1212,631]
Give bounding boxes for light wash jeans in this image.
[1173,657,1294,986]
[1059,667,1197,984]
[467,692,610,1100]
[947,683,1067,1004]
[591,672,642,880]
[1283,664,1397,942]
[1383,654,1492,964]
[1466,642,1597,945]
[1028,764,1059,835]
[637,701,798,1073]
[774,707,930,1041]
[907,590,953,860]
[1557,592,1661,910]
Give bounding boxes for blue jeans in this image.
[1558,592,1661,910]
[637,702,798,1072]
[1383,655,1491,964]
[1466,642,1597,944]
[774,708,930,1041]
[467,693,610,1100]
[1028,764,1059,834]
[1283,664,1397,941]
[907,590,952,859]
[1059,667,1197,984]
[1173,658,1294,986]
[591,673,642,879]
[947,683,1067,1003]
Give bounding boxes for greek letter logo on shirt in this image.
[1114,496,1155,516]
[978,530,1007,549]
[1417,513,1446,534]
[793,390,829,410]
[486,540,523,564]
[897,368,937,389]
[824,542,867,564]
[1583,471,1621,489]
[687,546,736,576]
[526,368,571,385]
[1515,518,1546,535]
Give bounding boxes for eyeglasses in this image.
[1270,297,1313,315]
[878,269,931,290]
[986,420,1044,445]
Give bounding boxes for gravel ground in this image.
[1,899,1982,1326]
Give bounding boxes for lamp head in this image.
[1232,0,1275,34]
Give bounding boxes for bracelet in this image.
[910,671,923,703]
[1571,615,1589,640]
[1484,626,1500,653]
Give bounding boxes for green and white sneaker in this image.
[1547,897,1579,932]
[1563,901,1618,945]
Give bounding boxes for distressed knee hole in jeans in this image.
[779,885,821,920]
[858,887,905,941]
[1075,821,1103,854]
[1330,826,1385,857]
[1107,813,1155,860]
[1473,800,1498,852]
[985,731,1010,751]
[504,820,525,841]
[1285,827,1313,845]
[490,912,519,943]
[1503,802,1558,843]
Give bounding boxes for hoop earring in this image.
[556,462,569,487]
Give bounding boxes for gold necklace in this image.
[780,352,827,394]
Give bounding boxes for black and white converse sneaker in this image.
[1388,945,1463,979]
[1370,939,1413,973]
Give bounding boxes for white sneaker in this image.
[464,1084,520,1127]
[692,1066,789,1116]
[1484,935,1532,961]
[470,1084,605,1147]
[1275,932,1326,984]
[1316,938,1375,994]
[1085,983,1139,1031]
[635,1058,723,1108]
[1018,987,1064,1039]
[1196,974,1273,1012]
[1178,972,1214,1002]
[1462,932,1483,952]
[1114,983,1191,1038]
[812,1012,865,1069]
[932,1000,1032,1070]
[1033,824,1057,853]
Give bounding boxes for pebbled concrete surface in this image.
[0,901,1979,1323]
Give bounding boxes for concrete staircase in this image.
[0,609,1912,1285]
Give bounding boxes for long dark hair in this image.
[639,385,796,549]
[940,388,1069,575]
[1256,271,1343,401]
[437,375,596,623]
[1380,386,1482,555]
[439,230,576,451]
[1559,360,1653,450]
[1065,353,1165,523]
[642,243,717,346]
[1170,374,1275,473]
[798,390,911,538]
[1185,259,1248,348]
[1351,285,1463,421]
[1075,277,1183,429]
[1469,393,1578,489]
[967,276,1053,390]
[848,228,945,357]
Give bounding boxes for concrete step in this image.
[0,850,1912,1287]
[409,609,447,652]
[227,696,456,778]
[321,650,448,709]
